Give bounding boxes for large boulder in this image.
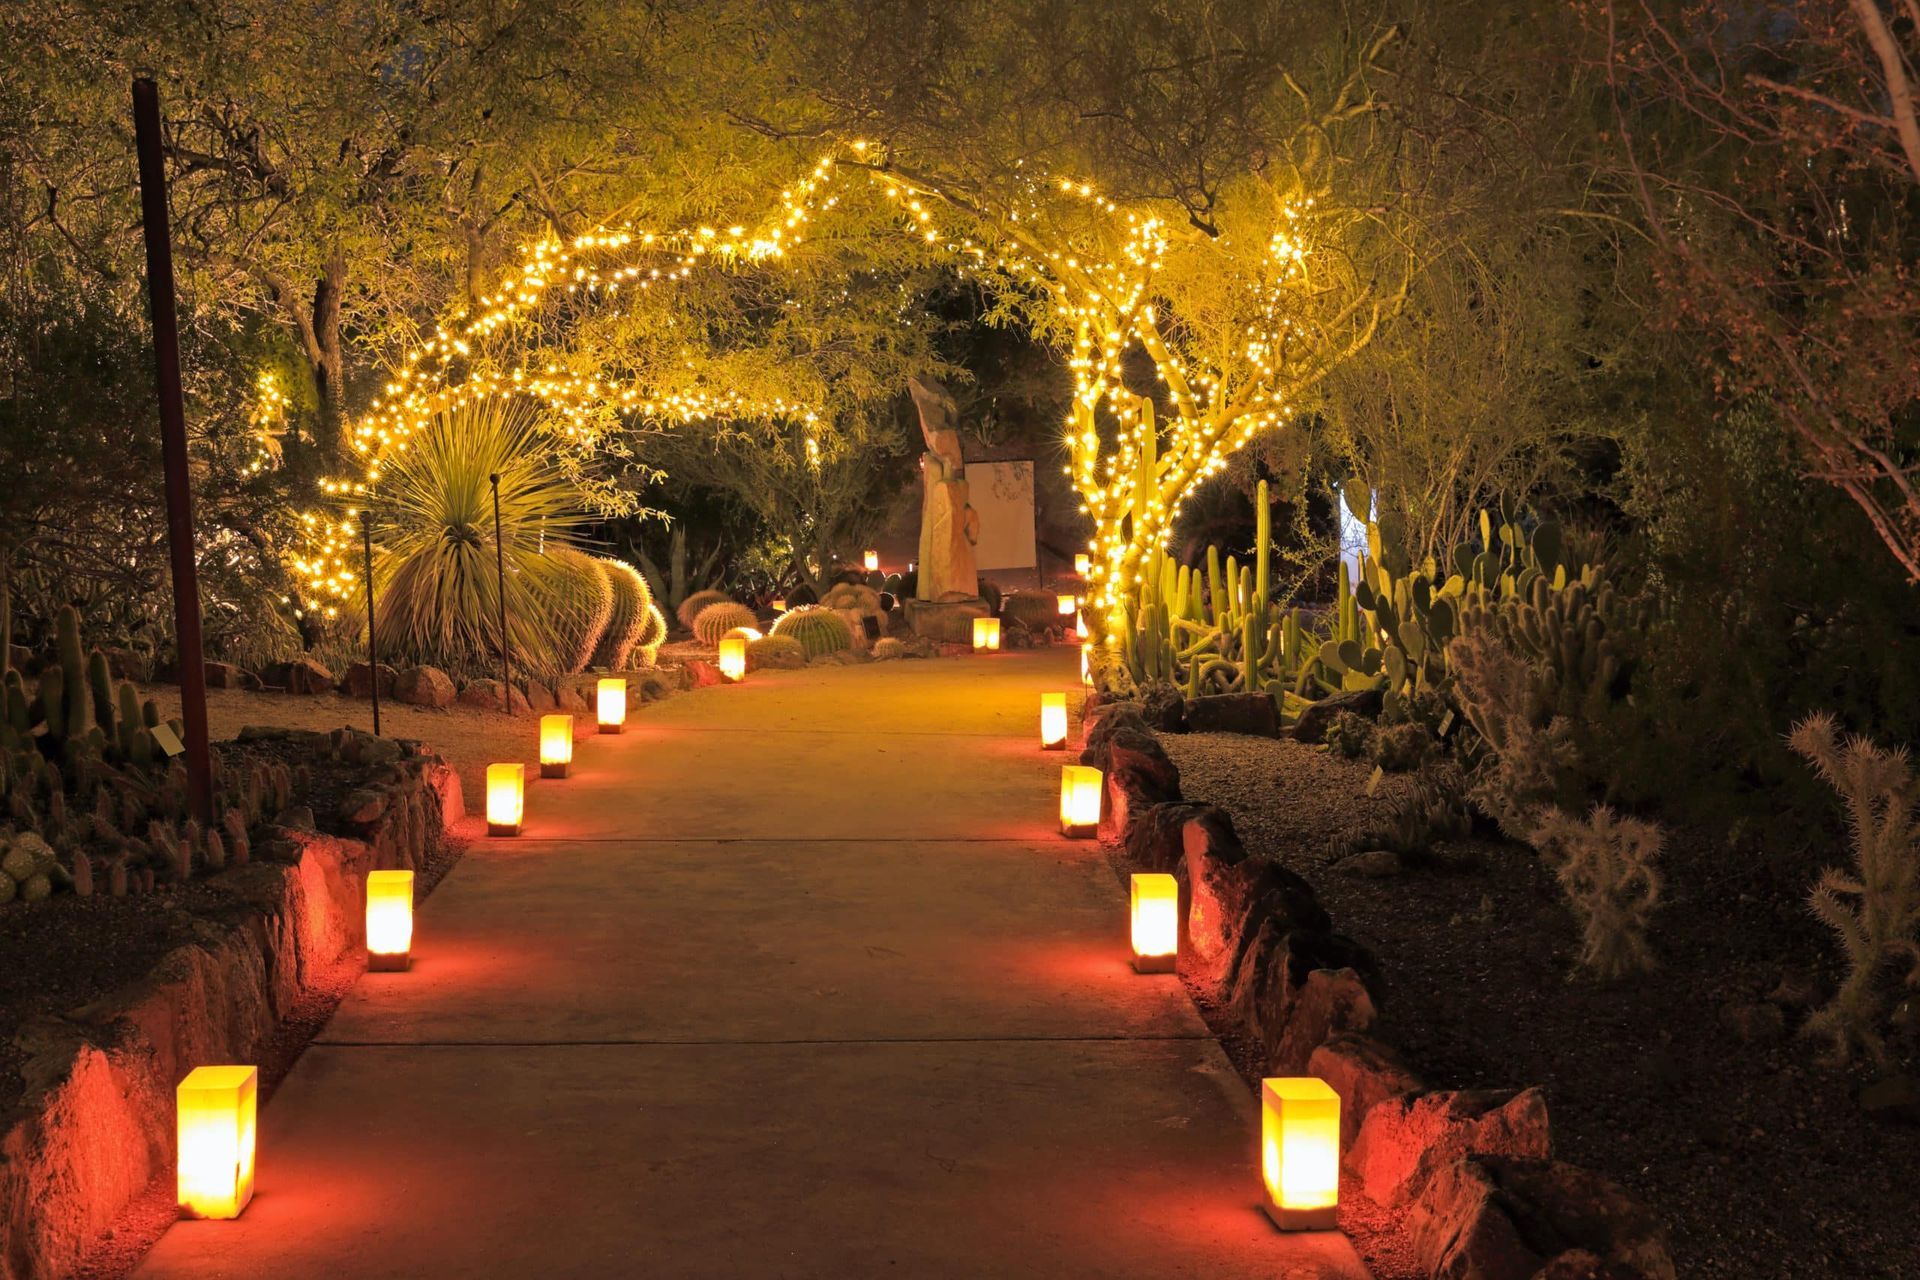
[345,662,397,700]
[1351,1087,1551,1207]
[522,681,560,713]
[1137,682,1188,732]
[457,678,530,713]
[1181,810,1329,1000]
[1227,923,1379,1072]
[1079,703,1149,768]
[1125,801,1209,874]
[201,661,261,690]
[1184,691,1280,737]
[1291,688,1384,744]
[393,666,455,709]
[1409,1157,1676,1280]
[1098,731,1182,846]
[264,657,333,695]
[1308,1033,1425,1150]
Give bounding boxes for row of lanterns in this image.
[1043,689,1342,1233]
[182,673,659,1219]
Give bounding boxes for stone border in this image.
[1080,696,1676,1280]
[0,748,462,1280]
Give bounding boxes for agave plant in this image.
[371,398,587,678]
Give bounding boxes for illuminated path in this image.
[136,649,1369,1279]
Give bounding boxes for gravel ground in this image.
[1164,730,1920,1280]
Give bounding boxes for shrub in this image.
[676,589,733,631]
[1371,722,1432,773]
[1530,804,1665,981]
[1787,712,1920,1064]
[693,601,759,647]
[746,634,807,670]
[532,548,614,674]
[772,605,854,658]
[1324,710,1373,760]
[591,558,656,669]
[373,399,586,678]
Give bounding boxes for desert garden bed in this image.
[1162,729,1920,1280]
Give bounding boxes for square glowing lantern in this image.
[366,869,415,971]
[1261,1077,1341,1231]
[717,636,747,681]
[1057,594,1077,617]
[597,677,626,733]
[1040,692,1069,751]
[1130,873,1178,972]
[1075,553,1092,576]
[863,549,880,571]
[1060,765,1102,837]
[539,713,574,779]
[972,616,1001,651]
[486,762,524,836]
[771,597,786,611]
[177,1065,257,1220]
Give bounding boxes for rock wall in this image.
[0,755,459,1280]
[1084,699,1675,1280]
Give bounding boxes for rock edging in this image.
[0,749,461,1280]
[1082,697,1675,1280]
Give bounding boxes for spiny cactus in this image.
[634,603,668,667]
[1344,762,1473,861]
[1787,712,1920,1064]
[771,606,854,658]
[1371,721,1433,773]
[676,588,733,631]
[746,634,808,671]
[693,601,760,647]
[871,637,907,660]
[1529,803,1664,981]
[1001,590,1065,634]
[591,558,656,670]
[1324,710,1374,760]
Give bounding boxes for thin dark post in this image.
[489,473,512,713]
[362,511,380,737]
[132,77,212,825]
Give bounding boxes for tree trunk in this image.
[669,525,688,611]
[311,252,347,452]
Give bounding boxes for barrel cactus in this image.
[676,589,733,631]
[635,603,668,666]
[872,637,906,661]
[746,634,807,671]
[771,605,854,658]
[591,558,656,669]
[694,601,759,647]
[1002,590,1064,634]
[532,548,615,674]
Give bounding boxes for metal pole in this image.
[490,473,512,714]
[363,510,380,737]
[132,77,212,825]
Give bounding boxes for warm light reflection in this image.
[1041,693,1069,751]
[1057,594,1077,618]
[597,678,626,733]
[177,1065,257,1220]
[717,636,747,681]
[540,714,574,778]
[972,616,1001,652]
[863,549,880,571]
[366,869,415,970]
[1075,553,1092,577]
[1130,873,1178,972]
[1261,1077,1341,1231]
[487,763,525,836]
[1060,765,1102,837]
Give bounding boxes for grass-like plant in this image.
[1788,712,1920,1064]
[372,398,585,678]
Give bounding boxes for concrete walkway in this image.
[135,650,1369,1279]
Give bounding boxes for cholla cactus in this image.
[693,601,759,647]
[1530,804,1664,981]
[1788,712,1920,1064]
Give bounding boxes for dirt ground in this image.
[1164,730,1920,1280]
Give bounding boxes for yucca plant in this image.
[372,398,587,679]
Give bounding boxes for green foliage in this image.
[372,399,587,680]
[771,606,853,659]
[676,589,734,632]
[692,602,760,647]
[1530,804,1665,982]
[1787,713,1920,1065]
[590,559,656,670]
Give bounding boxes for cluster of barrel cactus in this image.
[692,600,759,646]
[0,605,302,905]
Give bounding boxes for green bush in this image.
[772,606,854,658]
[693,601,759,646]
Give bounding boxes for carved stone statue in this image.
[909,375,979,600]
